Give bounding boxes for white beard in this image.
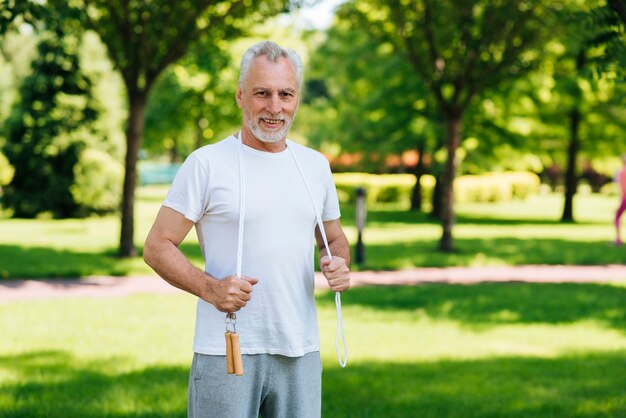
[243,111,294,144]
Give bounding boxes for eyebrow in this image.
[252,87,297,94]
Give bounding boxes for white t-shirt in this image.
[163,135,341,357]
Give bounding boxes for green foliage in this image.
[301,7,440,171]
[333,171,540,206]
[1,33,98,218]
[334,173,417,205]
[143,44,239,160]
[71,149,123,215]
[455,171,542,203]
[0,152,13,187]
[584,1,626,78]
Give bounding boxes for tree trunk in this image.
[439,113,462,252]
[561,107,580,222]
[169,136,179,164]
[561,50,585,223]
[410,141,426,211]
[119,92,148,257]
[429,173,442,219]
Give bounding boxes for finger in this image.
[327,258,346,271]
[226,304,241,312]
[242,276,259,286]
[330,280,350,292]
[239,279,258,293]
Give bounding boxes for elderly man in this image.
[144,41,350,418]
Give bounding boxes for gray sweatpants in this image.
[188,351,322,418]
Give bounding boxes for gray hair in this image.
[238,41,303,88]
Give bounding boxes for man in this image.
[144,41,351,418]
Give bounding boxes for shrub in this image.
[0,152,14,187]
[333,171,540,206]
[601,181,620,197]
[454,171,540,203]
[333,173,431,206]
[71,149,123,215]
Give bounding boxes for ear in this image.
[236,85,244,108]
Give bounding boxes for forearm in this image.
[144,238,216,300]
[319,233,351,267]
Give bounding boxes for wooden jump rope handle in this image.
[225,331,244,376]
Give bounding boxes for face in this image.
[236,56,300,144]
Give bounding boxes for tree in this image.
[324,0,554,251]
[505,1,626,221]
[301,16,444,212]
[2,32,99,217]
[143,43,239,162]
[30,0,299,256]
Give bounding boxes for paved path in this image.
[2,265,626,303]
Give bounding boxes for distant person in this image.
[615,154,626,245]
[143,41,351,418]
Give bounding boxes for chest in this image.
[206,154,324,228]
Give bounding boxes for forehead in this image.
[243,55,298,91]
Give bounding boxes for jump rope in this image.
[224,133,348,376]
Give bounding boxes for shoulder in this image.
[287,140,331,169]
[189,136,237,162]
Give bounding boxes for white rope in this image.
[232,133,347,368]
[236,133,245,278]
[287,145,348,368]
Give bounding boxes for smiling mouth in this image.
[261,117,284,127]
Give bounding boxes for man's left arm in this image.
[315,219,351,292]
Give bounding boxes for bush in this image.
[71,149,123,215]
[601,181,620,197]
[454,171,540,203]
[333,173,418,205]
[333,171,540,206]
[0,152,14,187]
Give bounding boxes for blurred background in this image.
[1,0,626,260]
[2,1,626,416]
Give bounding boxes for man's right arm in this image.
[144,206,257,312]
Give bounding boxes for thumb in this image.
[320,255,331,267]
[242,276,259,286]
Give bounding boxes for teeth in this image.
[263,118,282,123]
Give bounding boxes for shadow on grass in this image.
[0,350,188,418]
[359,237,626,269]
[322,352,626,417]
[3,349,623,417]
[3,237,626,278]
[0,245,131,279]
[0,244,205,280]
[318,282,626,331]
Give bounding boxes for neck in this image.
[239,129,287,153]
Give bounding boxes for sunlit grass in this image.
[1,186,625,278]
[2,282,626,417]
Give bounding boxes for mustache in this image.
[259,114,286,120]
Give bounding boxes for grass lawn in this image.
[2,283,626,417]
[1,186,626,278]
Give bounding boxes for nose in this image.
[267,94,282,115]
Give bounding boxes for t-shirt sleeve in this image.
[322,162,341,221]
[163,153,210,223]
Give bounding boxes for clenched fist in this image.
[207,275,258,312]
[320,256,350,292]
